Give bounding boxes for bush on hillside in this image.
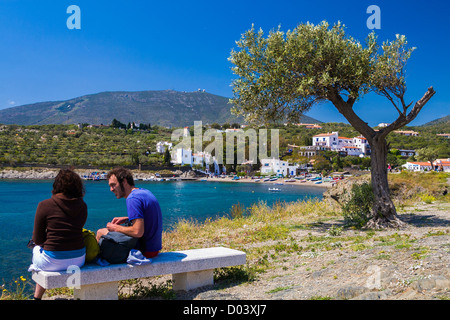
[342,182,374,228]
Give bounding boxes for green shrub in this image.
[342,182,374,228]
[419,194,436,204]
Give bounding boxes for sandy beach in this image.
[200,175,335,189]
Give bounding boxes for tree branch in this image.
[378,87,436,139]
[381,89,403,117]
[328,87,376,142]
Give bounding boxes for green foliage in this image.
[0,124,174,167]
[229,21,414,125]
[1,276,32,300]
[419,194,436,204]
[120,279,176,300]
[342,182,375,228]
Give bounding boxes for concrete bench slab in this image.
[31,247,246,300]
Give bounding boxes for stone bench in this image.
[31,247,246,300]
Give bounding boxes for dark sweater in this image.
[32,194,87,251]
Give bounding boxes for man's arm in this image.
[111,216,129,225]
[106,218,144,238]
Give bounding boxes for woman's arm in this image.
[31,202,47,245]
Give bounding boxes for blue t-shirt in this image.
[126,188,162,252]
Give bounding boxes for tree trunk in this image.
[366,136,405,229]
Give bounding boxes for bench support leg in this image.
[172,269,214,291]
[73,281,119,300]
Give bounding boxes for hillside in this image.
[421,115,450,127]
[0,90,321,127]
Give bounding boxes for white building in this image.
[171,148,192,166]
[436,159,450,172]
[352,136,369,155]
[398,149,416,158]
[312,132,369,156]
[260,158,298,177]
[171,148,221,174]
[401,159,450,172]
[156,141,173,153]
[394,130,419,136]
[402,161,433,172]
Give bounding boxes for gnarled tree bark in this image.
[329,87,436,229]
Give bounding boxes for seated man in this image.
[97,167,162,258]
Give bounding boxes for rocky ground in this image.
[131,201,449,301]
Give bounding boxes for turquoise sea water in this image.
[0,179,323,289]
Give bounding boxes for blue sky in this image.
[0,0,448,126]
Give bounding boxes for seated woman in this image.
[28,169,88,300]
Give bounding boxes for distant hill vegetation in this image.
[421,115,450,126]
[0,90,322,127]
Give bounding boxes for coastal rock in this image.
[180,170,197,179]
[323,175,370,207]
[351,289,392,300]
[412,276,450,292]
[336,285,369,300]
[0,169,58,179]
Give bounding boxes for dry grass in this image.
[388,171,449,208]
[161,199,339,253]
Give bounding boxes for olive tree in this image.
[229,21,435,228]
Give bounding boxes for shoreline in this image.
[201,175,334,189]
[0,167,336,189]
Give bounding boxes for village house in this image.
[285,123,323,129]
[402,158,450,172]
[171,148,192,166]
[398,149,416,158]
[298,145,332,158]
[225,128,243,133]
[260,158,298,177]
[170,147,221,174]
[394,130,419,136]
[156,141,173,153]
[436,133,450,139]
[311,131,370,157]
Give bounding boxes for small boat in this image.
[269,178,278,181]
[314,181,323,184]
[253,179,261,182]
[263,178,270,182]
[284,179,296,182]
[268,187,281,191]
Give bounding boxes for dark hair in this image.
[52,169,85,198]
[107,167,135,187]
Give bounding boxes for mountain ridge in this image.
[0,89,322,127]
[420,115,450,127]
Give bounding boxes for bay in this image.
[0,179,323,289]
